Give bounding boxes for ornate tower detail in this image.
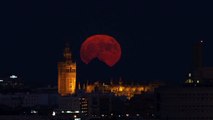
[58,44,76,96]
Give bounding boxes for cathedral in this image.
[58,44,76,96]
[57,44,161,99]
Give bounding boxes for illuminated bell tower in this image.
[58,44,76,96]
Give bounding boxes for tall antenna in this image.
[193,40,203,69]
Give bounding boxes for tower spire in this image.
[63,43,72,63]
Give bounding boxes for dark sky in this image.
[1,1,213,86]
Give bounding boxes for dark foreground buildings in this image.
[157,86,213,120]
[156,40,213,120]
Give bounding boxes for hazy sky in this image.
[1,1,213,86]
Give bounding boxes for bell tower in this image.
[58,44,76,96]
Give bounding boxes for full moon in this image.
[80,34,121,67]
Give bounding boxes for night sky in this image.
[1,1,213,86]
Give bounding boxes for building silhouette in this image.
[157,86,213,120]
[186,40,213,85]
[158,40,213,120]
[58,44,76,96]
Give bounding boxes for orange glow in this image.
[85,82,160,99]
[58,46,76,96]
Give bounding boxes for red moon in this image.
[80,34,121,67]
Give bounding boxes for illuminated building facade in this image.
[85,81,161,99]
[58,45,76,96]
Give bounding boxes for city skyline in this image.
[1,1,213,87]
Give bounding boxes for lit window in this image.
[66,111,72,113]
[74,118,81,120]
[52,111,56,116]
[188,73,191,77]
[31,110,38,114]
[10,75,17,79]
[74,111,80,113]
